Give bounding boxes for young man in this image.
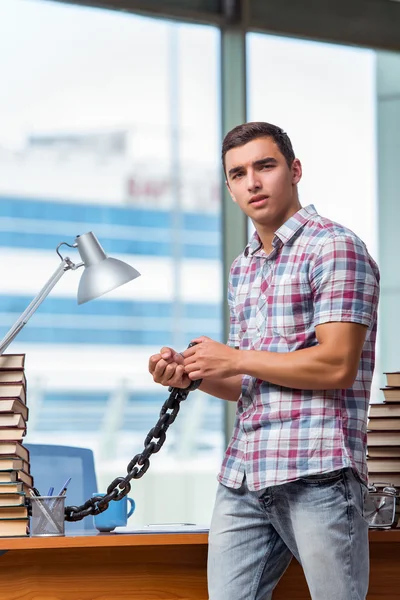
[148,122,380,600]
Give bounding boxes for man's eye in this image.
[232,173,243,180]
[261,164,273,170]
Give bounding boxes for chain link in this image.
[64,345,201,522]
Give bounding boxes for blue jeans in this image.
[208,468,369,600]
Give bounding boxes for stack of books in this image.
[0,354,31,537]
[367,371,400,487]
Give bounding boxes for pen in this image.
[48,477,72,519]
[47,487,54,497]
[57,477,71,497]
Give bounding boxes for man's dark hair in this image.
[222,122,295,175]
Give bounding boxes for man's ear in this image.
[291,159,302,185]
[225,180,237,203]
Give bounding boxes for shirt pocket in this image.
[260,274,314,339]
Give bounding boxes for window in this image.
[247,33,377,259]
[0,0,222,525]
[247,33,380,398]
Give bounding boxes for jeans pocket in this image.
[345,469,370,524]
[360,486,369,521]
[299,468,344,486]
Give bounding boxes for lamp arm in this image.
[0,259,77,355]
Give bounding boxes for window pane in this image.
[0,0,222,526]
[247,33,379,397]
[247,34,377,259]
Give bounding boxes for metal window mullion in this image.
[220,24,248,446]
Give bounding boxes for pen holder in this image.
[30,495,65,537]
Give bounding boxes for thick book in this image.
[380,387,400,402]
[0,442,29,462]
[0,372,26,386]
[368,472,400,487]
[0,414,26,429]
[0,493,25,507]
[369,403,400,418]
[367,458,400,472]
[368,446,400,458]
[0,457,29,472]
[0,355,25,371]
[0,384,26,404]
[0,482,23,494]
[367,431,400,445]
[384,372,400,388]
[368,418,400,431]
[0,429,26,442]
[0,518,28,537]
[16,470,33,488]
[0,399,28,422]
[0,471,17,483]
[0,443,29,462]
[0,471,32,486]
[0,505,27,519]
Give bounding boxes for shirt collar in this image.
[244,204,318,257]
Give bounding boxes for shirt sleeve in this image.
[310,234,380,328]
[227,267,241,348]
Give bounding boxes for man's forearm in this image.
[183,324,365,392]
[237,345,352,390]
[199,374,242,402]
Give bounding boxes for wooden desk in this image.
[0,530,399,599]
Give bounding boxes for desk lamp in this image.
[0,231,140,354]
[0,233,198,523]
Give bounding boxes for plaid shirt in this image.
[219,204,380,491]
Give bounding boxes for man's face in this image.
[225,136,302,230]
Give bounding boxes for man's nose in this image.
[247,170,261,191]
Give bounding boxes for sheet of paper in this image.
[113,523,209,534]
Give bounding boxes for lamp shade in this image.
[75,232,140,305]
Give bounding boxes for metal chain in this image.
[64,347,201,522]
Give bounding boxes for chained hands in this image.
[182,336,240,380]
[148,346,191,388]
[150,336,240,389]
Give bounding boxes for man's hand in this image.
[182,336,240,380]
[148,346,191,388]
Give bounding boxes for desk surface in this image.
[0,528,399,550]
[0,530,209,550]
[0,530,210,600]
[0,529,398,599]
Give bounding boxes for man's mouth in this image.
[249,195,269,206]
